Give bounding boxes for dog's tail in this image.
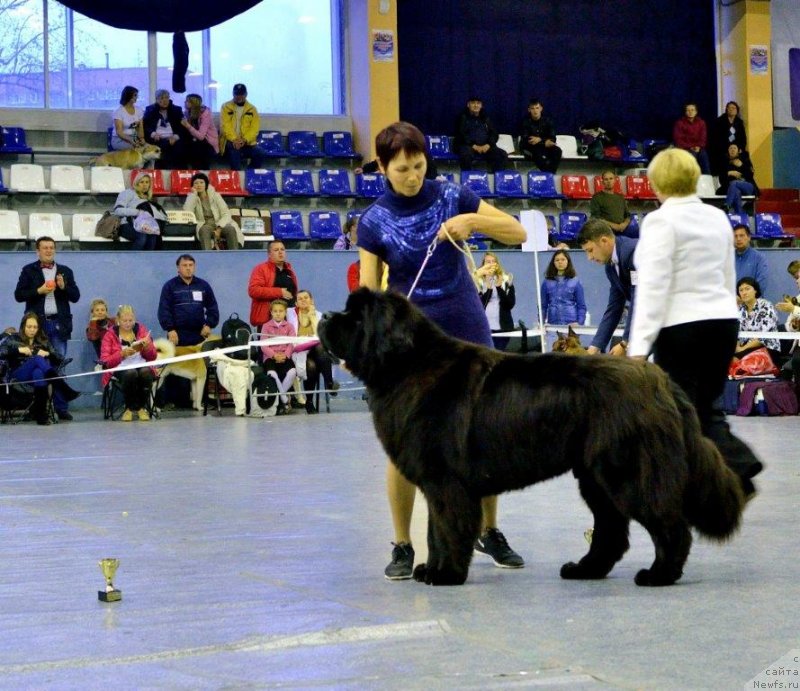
[154,337,175,362]
[673,381,744,540]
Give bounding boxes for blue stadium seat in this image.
[355,173,386,198]
[318,169,353,197]
[438,172,456,183]
[309,211,342,241]
[425,135,458,161]
[271,211,306,240]
[287,131,322,158]
[256,130,289,157]
[1,127,34,160]
[494,170,526,198]
[554,212,588,243]
[460,171,495,198]
[527,171,565,199]
[281,169,316,196]
[322,131,361,160]
[245,169,280,196]
[754,213,791,240]
[728,212,747,228]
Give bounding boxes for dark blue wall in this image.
[398,0,718,141]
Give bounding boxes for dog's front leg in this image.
[413,480,480,586]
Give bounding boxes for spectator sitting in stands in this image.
[143,89,186,170]
[110,85,144,151]
[672,101,710,174]
[260,299,297,416]
[540,249,587,327]
[100,305,158,422]
[717,144,758,218]
[590,170,634,237]
[455,96,509,173]
[776,259,800,391]
[86,298,116,359]
[183,172,242,250]
[710,101,747,177]
[219,83,268,171]
[733,223,768,295]
[519,98,562,173]
[735,277,781,365]
[113,171,167,251]
[248,240,299,331]
[180,93,219,169]
[293,290,338,414]
[334,216,358,251]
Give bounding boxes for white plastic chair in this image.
[497,133,523,160]
[90,166,125,194]
[556,134,584,159]
[0,210,25,241]
[50,165,89,193]
[696,174,720,198]
[71,213,108,244]
[10,164,48,192]
[28,213,69,242]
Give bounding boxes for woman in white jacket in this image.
[183,172,243,250]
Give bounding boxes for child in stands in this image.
[260,299,297,415]
[86,298,116,358]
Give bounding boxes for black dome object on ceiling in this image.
[57,1,263,32]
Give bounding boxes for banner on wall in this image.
[372,30,395,62]
[772,0,800,126]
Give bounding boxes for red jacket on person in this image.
[100,322,157,388]
[248,260,299,327]
[673,116,707,150]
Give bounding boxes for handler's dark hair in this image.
[577,218,614,245]
[544,250,577,280]
[737,276,762,299]
[375,121,427,171]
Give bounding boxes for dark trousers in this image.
[42,319,68,413]
[521,142,562,173]
[154,139,186,170]
[302,345,334,393]
[117,368,155,411]
[11,356,51,389]
[226,144,267,171]
[652,318,762,479]
[457,144,509,173]
[185,139,216,170]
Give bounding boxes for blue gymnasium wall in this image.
[397,0,717,141]
[3,246,800,382]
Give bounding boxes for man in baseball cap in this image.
[219,83,267,170]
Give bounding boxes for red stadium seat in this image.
[170,169,199,196]
[210,170,247,196]
[130,169,167,195]
[625,175,657,200]
[560,175,592,199]
[593,174,623,195]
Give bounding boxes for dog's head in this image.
[552,326,587,355]
[319,289,437,386]
[138,144,161,161]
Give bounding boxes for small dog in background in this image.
[90,144,161,169]
[552,326,588,355]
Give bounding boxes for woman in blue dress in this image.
[357,121,527,580]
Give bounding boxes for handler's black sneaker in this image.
[384,542,414,580]
[474,529,525,568]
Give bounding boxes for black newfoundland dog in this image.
[319,289,744,587]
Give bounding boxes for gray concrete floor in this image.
[0,395,796,690]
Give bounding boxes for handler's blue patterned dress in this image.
[357,179,493,347]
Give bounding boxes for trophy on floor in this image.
[98,558,122,602]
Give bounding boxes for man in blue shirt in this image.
[733,224,769,295]
[158,254,219,346]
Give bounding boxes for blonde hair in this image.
[116,304,136,320]
[473,251,512,290]
[647,148,700,198]
[185,93,203,122]
[89,298,108,316]
[132,171,153,200]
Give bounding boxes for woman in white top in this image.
[629,147,762,496]
[111,86,144,150]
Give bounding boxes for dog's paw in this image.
[560,560,609,580]
[413,563,466,586]
[412,564,428,583]
[634,568,681,587]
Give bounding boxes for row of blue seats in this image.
[272,209,361,242]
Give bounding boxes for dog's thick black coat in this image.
[319,290,744,586]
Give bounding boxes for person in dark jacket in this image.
[717,143,759,217]
[143,89,186,169]
[710,101,748,177]
[157,254,219,346]
[474,252,516,350]
[519,98,562,173]
[14,236,80,420]
[455,97,508,172]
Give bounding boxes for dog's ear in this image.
[567,325,577,338]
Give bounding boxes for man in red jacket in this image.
[672,102,710,174]
[247,240,299,330]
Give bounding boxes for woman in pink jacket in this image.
[180,93,219,169]
[100,305,158,422]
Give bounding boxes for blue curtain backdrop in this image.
[397,0,718,141]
